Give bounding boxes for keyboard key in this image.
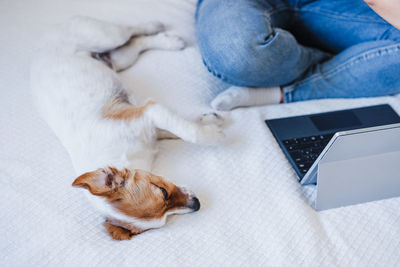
[297,162,312,168]
[283,140,290,146]
[309,141,322,147]
[289,151,301,157]
[282,133,335,177]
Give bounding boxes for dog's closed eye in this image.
[150,183,169,201]
[159,187,168,201]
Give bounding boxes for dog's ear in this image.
[72,168,125,196]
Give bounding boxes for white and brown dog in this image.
[30,16,223,240]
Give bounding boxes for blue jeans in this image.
[195,0,400,102]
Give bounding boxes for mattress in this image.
[1,0,400,266]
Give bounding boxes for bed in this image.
[1,0,400,266]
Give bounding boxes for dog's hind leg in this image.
[109,33,186,71]
[65,16,165,53]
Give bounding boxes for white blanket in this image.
[1,0,400,266]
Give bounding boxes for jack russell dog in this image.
[31,16,224,240]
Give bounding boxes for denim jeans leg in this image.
[283,41,400,102]
[282,0,400,102]
[195,0,329,87]
[294,0,400,53]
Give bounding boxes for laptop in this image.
[265,104,400,210]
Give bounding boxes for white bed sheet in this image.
[1,0,400,266]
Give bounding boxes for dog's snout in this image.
[179,187,200,211]
[188,197,200,211]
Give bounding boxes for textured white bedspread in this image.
[1,0,400,266]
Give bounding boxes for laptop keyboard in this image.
[282,134,334,177]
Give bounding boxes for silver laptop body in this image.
[300,123,400,211]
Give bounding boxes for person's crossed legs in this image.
[196,0,400,110]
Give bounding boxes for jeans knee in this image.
[197,29,281,86]
[196,0,277,85]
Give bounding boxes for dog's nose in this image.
[188,197,200,211]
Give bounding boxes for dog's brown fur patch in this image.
[104,217,145,240]
[72,167,126,196]
[103,221,134,240]
[107,169,188,220]
[72,167,192,238]
[102,96,155,121]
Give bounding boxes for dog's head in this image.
[72,167,200,240]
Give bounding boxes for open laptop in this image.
[265,104,400,210]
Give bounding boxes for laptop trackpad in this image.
[310,110,362,132]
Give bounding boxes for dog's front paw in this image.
[195,123,224,145]
[199,112,224,126]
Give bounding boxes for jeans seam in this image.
[268,6,291,17]
[298,9,387,24]
[204,43,400,94]
[202,57,236,84]
[291,43,400,89]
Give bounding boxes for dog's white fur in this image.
[30,16,223,231]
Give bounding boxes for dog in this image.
[30,16,224,240]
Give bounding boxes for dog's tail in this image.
[57,16,133,53]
